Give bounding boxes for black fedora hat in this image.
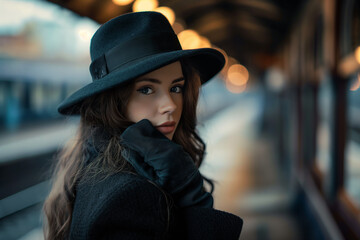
[58,11,225,115]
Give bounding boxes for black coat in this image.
[69,171,243,239]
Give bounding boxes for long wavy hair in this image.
[43,61,206,239]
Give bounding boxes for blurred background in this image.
[0,0,359,239]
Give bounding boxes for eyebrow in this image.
[135,77,185,84]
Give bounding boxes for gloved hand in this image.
[120,119,213,208]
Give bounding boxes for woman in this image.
[44,11,243,240]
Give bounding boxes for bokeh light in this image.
[355,46,360,64]
[154,6,175,25]
[178,29,201,49]
[77,28,93,42]
[132,0,158,12]
[199,36,211,48]
[112,0,134,6]
[227,64,249,86]
[226,80,247,93]
[172,21,185,34]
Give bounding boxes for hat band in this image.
[90,33,182,81]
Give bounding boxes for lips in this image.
[156,121,176,134]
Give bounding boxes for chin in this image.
[166,134,173,140]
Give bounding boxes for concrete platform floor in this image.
[199,99,304,240]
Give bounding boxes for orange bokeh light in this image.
[227,64,249,86]
[132,0,158,12]
[226,80,246,93]
[112,0,134,6]
[155,6,175,25]
[355,46,360,64]
[172,21,185,34]
[178,29,201,49]
[199,36,211,48]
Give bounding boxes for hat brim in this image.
[58,48,225,115]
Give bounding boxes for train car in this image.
[269,0,360,238]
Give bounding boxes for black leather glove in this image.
[120,119,213,208]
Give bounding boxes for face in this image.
[126,61,185,140]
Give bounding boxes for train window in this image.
[341,0,360,57]
[31,82,46,115]
[315,73,333,179]
[1,81,24,131]
[350,1,360,53]
[314,14,324,69]
[0,82,5,110]
[0,82,7,128]
[345,72,360,208]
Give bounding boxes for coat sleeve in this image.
[176,206,243,240]
[70,173,173,240]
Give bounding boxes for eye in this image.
[171,85,184,93]
[137,86,153,95]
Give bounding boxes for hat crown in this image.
[90,12,176,61]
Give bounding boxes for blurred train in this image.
[262,0,360,239]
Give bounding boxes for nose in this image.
[158,92,177,114]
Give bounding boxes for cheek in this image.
[126,99,154,122]
[174,95,184,118]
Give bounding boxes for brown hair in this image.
[43,61,205,239]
